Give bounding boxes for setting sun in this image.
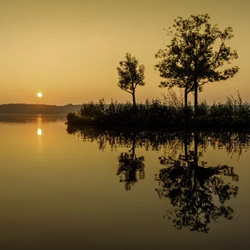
[37,92,43,98]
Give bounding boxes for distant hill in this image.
[0,104,82,114]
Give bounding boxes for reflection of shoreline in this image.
[68,127,250,158]
[0,114,66,124]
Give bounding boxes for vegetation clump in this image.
[67,93,250,129]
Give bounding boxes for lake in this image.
[0,114,250,250]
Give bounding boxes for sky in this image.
[0,0,249,105]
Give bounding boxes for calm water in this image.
[0,114,250,250]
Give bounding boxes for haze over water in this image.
[0,115,250,249]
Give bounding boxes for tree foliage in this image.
[155,14,239,110]
[117,53,145,107]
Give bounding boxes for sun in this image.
[37,92,43,98]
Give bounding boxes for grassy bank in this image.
[67,95,250,129]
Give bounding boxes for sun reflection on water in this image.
[37,116,43,152]
[37,128,42,136]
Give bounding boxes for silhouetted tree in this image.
[117,53,145,108]
[155,133,239,233]
[155,14,239,112]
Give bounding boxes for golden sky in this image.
[0,0,249,105]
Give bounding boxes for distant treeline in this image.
[0,104,82,114]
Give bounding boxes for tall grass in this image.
[67,93,250,129]
[67,98,192,128]
[195,92,250,127]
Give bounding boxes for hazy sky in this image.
[0,0,249,105]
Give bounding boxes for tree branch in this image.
[121,88,133,95]
[212,38,225,68]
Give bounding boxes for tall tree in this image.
[117,53,145,108]
[155,14,239,112]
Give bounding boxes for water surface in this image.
[0,115,250,250]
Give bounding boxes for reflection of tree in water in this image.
[155,133,239,233]
[117,153,145,191]
[117,135,145,191]
[67,126,244,220]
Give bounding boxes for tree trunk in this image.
[132,88,136,108]
[194,81,198,115]
[184,88,188,109]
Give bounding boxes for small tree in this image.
[155,14,239,112]
[117,53,145,108]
